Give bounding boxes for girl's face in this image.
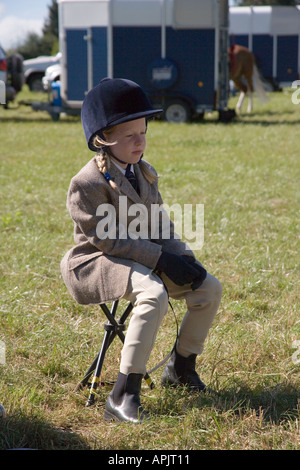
[103,118,147,168]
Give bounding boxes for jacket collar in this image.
[108,161,151,205]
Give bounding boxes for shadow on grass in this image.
[212,381,300,424]
[1,105,300,126]
[0,412,90,450]
[157,380,299,425]
[0,115,80,124]
[213,109,300,126]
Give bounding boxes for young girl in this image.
[61,78,222,424]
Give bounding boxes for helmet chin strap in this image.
[103,145,143,166]
[103,146,128,165]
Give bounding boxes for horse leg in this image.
[236,91,246,114]
[233,78,247,114]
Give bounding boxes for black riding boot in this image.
[104,372,149,423]
[161,349,212,393]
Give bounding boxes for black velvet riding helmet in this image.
[81,77,163,151]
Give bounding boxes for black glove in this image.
[183,256,207,290]
[155,252,206,289]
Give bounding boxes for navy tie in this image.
[125,164,138,192]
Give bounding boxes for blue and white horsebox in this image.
[40,0,232,122]
[229,6,300,88]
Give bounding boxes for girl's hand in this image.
[155,252,206,289]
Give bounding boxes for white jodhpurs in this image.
[121,262,222,375]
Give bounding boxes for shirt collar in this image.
[111,160,133,175]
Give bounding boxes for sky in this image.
[0,0,50,50]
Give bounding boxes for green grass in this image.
[0,87,299,450]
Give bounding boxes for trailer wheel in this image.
[163,99,192,123]
[50,111,60,121]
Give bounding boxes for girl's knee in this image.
[203,273,223,304]
[157,283,169,316]
[210,274,223,298]
[188,272,222,302]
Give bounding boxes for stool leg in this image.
[75,301,121,391]
[144,372,155,390]
[85,327,112,407]
[75,354,99,391]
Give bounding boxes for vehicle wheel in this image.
[50,111,60,121]
[27,73,44,92]
[163,99,192,123]
[7,54,24,92]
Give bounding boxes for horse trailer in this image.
[229,5,300,88]
[40,0,232,122]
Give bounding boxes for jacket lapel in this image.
[108,162,142,205]
[135,163,151,203]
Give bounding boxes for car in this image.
[0,43,24,107]
[42,63,61,92]
[23,52,61,91]
[0,44,7,84]
[0,44,7,106]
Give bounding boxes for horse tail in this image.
[252,64,269,103]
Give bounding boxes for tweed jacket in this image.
[61,157,193,304]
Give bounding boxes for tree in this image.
[43,0,59,38]
[8,0,58,59]
[42,0,59,55]
[16,33,46,60]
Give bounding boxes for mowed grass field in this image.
[0,86,299,450]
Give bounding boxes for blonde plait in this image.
[95,151,120,193]
[139,160,158,184]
